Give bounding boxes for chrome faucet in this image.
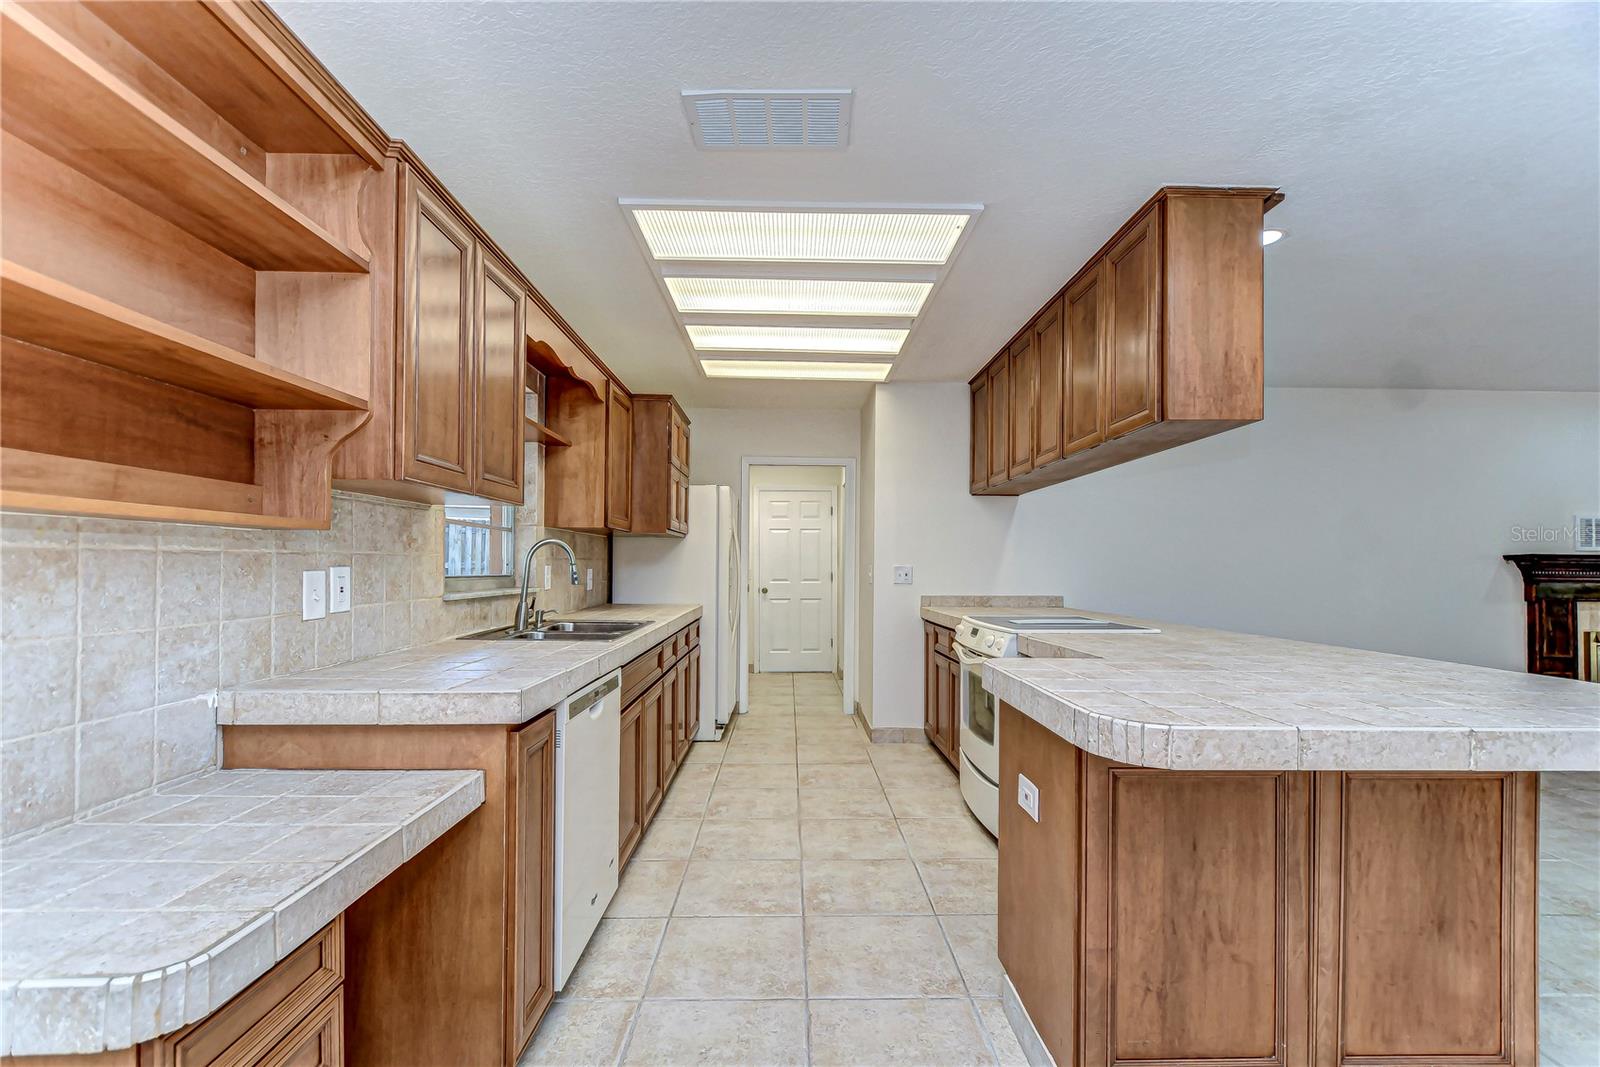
[515,537,580,633]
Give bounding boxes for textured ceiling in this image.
[275,1,1599,406]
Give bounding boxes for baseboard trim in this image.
[861,721,925,744]
[1002,971,1056,1067]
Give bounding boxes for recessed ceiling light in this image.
[686,324,908,355]
[632,209,969,264]
[700,359,892,382]
[664,277,932,317]
[1261,229,1286,246]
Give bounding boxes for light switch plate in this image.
[301,570,327,621]
[1017,773,1040,823]
[327,566,351,613]
[893,565,913,586]
[586,568,594,591]
[543,564,552,590]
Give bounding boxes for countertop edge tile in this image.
[1,769,484,1057]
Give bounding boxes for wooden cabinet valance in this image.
[971,185,1281,496]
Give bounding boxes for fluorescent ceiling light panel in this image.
[664,277,933,317]
[632,209,969,264]
[700,359,892,381]
[686,324,907,355]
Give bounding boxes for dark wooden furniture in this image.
[223,716,557,1067]
[922,621,960,770]
[0,0,377,528]
[1504,554,1600,680]
[997,702,1539,1067]
[971,186,1282,495]
[619,620,702,867]
[629,394,691,536]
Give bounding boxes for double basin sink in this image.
[459,619,649,642]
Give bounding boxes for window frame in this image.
[443,499,518,593]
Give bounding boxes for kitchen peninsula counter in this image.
[972,606,1594,1066]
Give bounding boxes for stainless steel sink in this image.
[457,620,650,642]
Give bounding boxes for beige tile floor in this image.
[523,675,1599,1066]
[522,672,1021,1067]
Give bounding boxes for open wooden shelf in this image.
[0,5,370,274]
[0,449,321,529]
[524,418,571,448]
[1,263,368,412]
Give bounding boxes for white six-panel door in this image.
[755,488,835,673]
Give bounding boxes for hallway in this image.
[521,672,1022,1066]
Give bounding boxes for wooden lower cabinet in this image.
[510,714,556,1057]
[221,720,557,1067]
[922,622,960,770]
[996,703,1539,1067]
[618,623,701,875]
[619,700,643,867]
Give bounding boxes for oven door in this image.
[956,645,1000,783]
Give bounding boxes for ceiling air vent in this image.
[682,90,852,150]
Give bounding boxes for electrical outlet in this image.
[1017,773,1040,823]
[327,566,351,613]
[586,567,594,591]
[301,570,327,621]
[893,565,913,586]
[543,563,552,590]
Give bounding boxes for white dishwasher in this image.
[552,669,621,989]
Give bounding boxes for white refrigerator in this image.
[612,484,743,740]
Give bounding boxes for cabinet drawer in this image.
[687,622,700,650]
[258,989,342,1067]
[159,917,343,1067]
[622,646,665,705]
[929,623,956,659]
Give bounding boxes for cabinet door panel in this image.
[619,703,642,867]
[1008,332,1035,479]
[641,681,663,818]
[686,645,702,741]
[511,714,555,1055]
[924,625,939,745]
[400,175,474,491]
[987,359,1009,487]
[970,377,990,493]
[1105,207,1162,439]
[1033,299,1064,467]
[473,250,526,502]
[940,655,959,759]
[607,386,633,531]
[1064,263,1106,457]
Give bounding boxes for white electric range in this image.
[953,614,1159,835]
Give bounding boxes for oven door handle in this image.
[955,645,989,667]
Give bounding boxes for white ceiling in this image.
[276,1,1599,407]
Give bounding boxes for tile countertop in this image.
[0,768,485,1057]
[222,603,702,726]
[921,603,1600,772]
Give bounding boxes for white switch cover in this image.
[327,566,351,613]
[586,568,594,591]
[543,564,552,590]
[1017,773,1040,823]
[893,565,913,586]
[301,570,327,621]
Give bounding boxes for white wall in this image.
[747,464,846,675]
[865,383,1600,731]
[684,407,861,488]
[857,397,876,721]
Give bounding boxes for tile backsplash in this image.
[0,447,608,840]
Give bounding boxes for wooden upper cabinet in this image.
[510,713,555,1058]
[987,357,1009,488]
[1063,263,1107,457]
[399,171,476,492]
[606,384,633,532]
[472,249,526,503]
[1104,206,1162,440]
[968,186,1276,495]
[1033,298,1064,467]
[628,394,690,537]
[1008,332,1036,480]
[970,376,991,493]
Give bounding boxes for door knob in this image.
[761,587,769,594]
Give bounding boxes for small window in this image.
[444,495,517,591]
